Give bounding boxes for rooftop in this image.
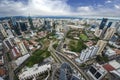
[109,60,120,69]
[19,64,51,80]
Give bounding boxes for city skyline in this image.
[0,0,120,80]
[0,0,120,17]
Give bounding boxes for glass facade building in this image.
[99,18,108,29]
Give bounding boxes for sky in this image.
[0,0,120,17]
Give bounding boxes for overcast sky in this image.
[0,0,120,17]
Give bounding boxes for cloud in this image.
[0,0,27,16]
[105,0,112,3]
[0,0,120,17]
[27,0,71,16]
[0,0,71,17]
[114,4,120,9]
[77,6,92,12]
[76,6,96,16]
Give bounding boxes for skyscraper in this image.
[115,21,120,30]
[104,27,116,40]
[28,16,34,29]
[44,20,51,31]
[19,22,27,31]
[96,40,107,55]
[99,21,113,39]
[3,23,9,30]
[0,23,7,38]
[115,22,120,35]
[3,38,14,50]
[99,18,108,29]
[10,17,21,35]
[79,46,99,62]
[117,26,120,35]
[14,38,28,55]
[107,22,112,28]
[94,28,103,37]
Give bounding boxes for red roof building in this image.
[103,64,115,71]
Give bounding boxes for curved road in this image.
[45,70,50,80]
[50,41,89,80]
[48,41,63,63]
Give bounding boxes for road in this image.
[45,70,50,80]
[49,41,89,80]
[48,41,63,63]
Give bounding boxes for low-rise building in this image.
[11,47,21,59]
[0,56,4,65]
[0,68,6,77]
[105,48,116,57]
[14,54,30,67]
[18,64,51,80]
[103,60,120,78]
[87,63,107,80]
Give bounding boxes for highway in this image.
[48,41,63,63]
[49,41,89,80]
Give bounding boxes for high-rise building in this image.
[11,46,21,59]
[79,46,99,62]
[3,38,14,50]
[104,27,116,40]
[14,38,28,55]
[59,63,80,80]
[115,21,120,30]
[110,35,118,42]
[117,26,120,35]
[44,20,51,31]
[99,18,108,29]
[14,22,21,35]
[94,28,102,37]
[2,23,9,30]
[6,29,14,37]
[28,16,34,29]
[19,22,27,31]
[96,40,107,55]
[100,22,113,39]
[107,22,112,28]
[10,17,21,35]
[115,22,120,35]
[0,23,7,38]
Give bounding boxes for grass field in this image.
[80,34,88,41]
[68,39,87,52]
[26,49,51,67]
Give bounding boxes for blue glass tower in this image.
[19,22,27,31]
[99,18,108,29]
[107,22,112,28]
[28,16,34,29]
[10,17,21,35]
[44,20,51,31]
